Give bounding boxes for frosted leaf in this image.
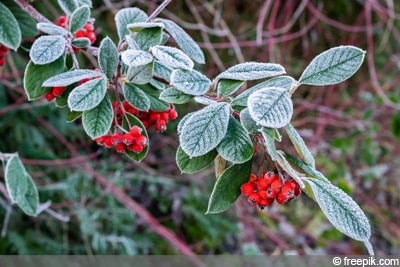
[151,45,194,70]
[159,87,193,104]
[284,152,329,183]
[57,0,78,15]
[155,18,205,64]
[43,70,104,87]
[127,22,164,32]
[240,108,259,134]
[154,61,173,82]
[176,146,217,174]
[82,95,113,138]
[67,77,107,111]
[127,63,153,84]
[194,96,217,106]
[37,22,69,36]
[276,150,305,188]
[123,83,150,111]
[179,103,230,157]
[177,112,195,134]
[121,50,153,67]
[304,177,371,243]
[78,0,92,7]
[171,69,212,96]
[115,8,148,40]
[69,5,90,33]
[260,128,278,161]
[98,37,119,79]
[285,123,315,168]
[216,62,285,81]
[217,79,244,96]
[29,36,66,65]
[71,37,90,48]
[0,2,21,50]
[232,76,296,107]
[299,46,365,85]
[125,35,140,50]
[133,27,163,51]
[216,116,254,164]
[248,87,293,128]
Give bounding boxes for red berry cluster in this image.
[94,125,147,154]
[113,100,178,132]
[56,15,96,47]
[241,171,301,208]
[0,44,9,67]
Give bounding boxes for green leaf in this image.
[232,76,296,107]
[82,95,113,138]
[304,178,371,243]
[98,37,119,79]
[248,87,293,128]
[156,18,205,64]
[285,123,315,168]
[276,150,305,189]
[78,0,92,7]
[24,57,65,100]
[127,22,165,32]
[29,36,66,65]
[57,0,79,15]
[240,108,259,134]
[123,83,150,111]
[43,69,102,87]
[216,116,253,164]
[299,46,365,86]
[69,5,90,33]
[151,45,194,70]
[115,8,148,41]
[37,22,69,36]
[171,69,212,96]
[206,159,253,214]
[284,152,329,183]
[177,111,195,134]
[67,77,107,111]
[71,37,90,48]
[154,61,173,82]
[217,62,285,81]
[123,113,149,162]
[121,50,153,67]
[159,87,194,104]
[0,2,21,50]
[217,79,244,96]
[67,110,82,122]
[260,128,278,161]
[5,154,39,216]
[4,0,37,38]
[133,27,163,51]
[136,84,169,111]
[127,63,153,84]
[179,103,230,157]
[176,146,217,174]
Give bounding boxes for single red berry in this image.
[135,135,147,146]
[103,136,113,148]
[160,112,169,122]
[130,126,142,137]
[265,187,277,199]
[155,120,167,132]
[264,172,278,186]
[241,182,254,195]
[86,31,96,43]
[110,132,123,145]
[247,193,261,206]
[276,192,290,205]
[45,91,55,101]
[257,178,270,190]
[259,198,274,207]
[75,29,86,38]
[168,109,178,120]
[0,45,8,53]
[128,143,144,153]
[94,135,107,146]
[52,86,66,96]
[270,179,283,194]
[84,22,94,32]
[149,112,160,123]
[258,190,268,199]
[0,58,5,66]
[122,133,135,145]
[115,143,126,153]
[57,16,67,27]
[248,173,258,183]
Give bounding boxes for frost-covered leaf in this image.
[171,69,212,96]
[123,83,150,111]
[122,113,149,162]
[232,76,296,107]
[284,152,329,183]
[260,128,278,161]
[180,103,230,157]
[194,96,217,106]
[0,2,21,50]
[151,45,194,70]
[177,111,195,134]
[127,63,153,84]
[68,77,107,111]
[176,146,217,174]
[206,159,253,214]
[71,37,90,48]
[304,177,371,242]
[156,18,205,64]
[285,123,315,168]
[5,154,39,216]
[216,62,285,81]
[216,116,253,164]
[69,5,90,33]
[240,108,259,134]
[82,95,113,138]
[43,69,103,87]
[121,50,153,67]
[217,79,244,96]
[30,36,66,65]
[37,22,69,36]
[159,87,193,104]
[78,0,92,7]
[136,84,169,111]
[299,46,365,86]
[115,7,148,41]
[154,61,173,82]
[24,57,65,100]
[57,0,79,15]
[5,0,37,38]
[276,150,305,188]
[98,37,119,79]
[248,87,293,128]
[134,27,163,51]
[127,22,165,32]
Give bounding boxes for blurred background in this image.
[0,0,399,255]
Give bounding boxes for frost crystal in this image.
[151,45,194,70]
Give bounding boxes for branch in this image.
[13,0,52,23]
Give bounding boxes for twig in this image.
[13,0,52,23]
[0,198,12,237]
[256,0,272,46]
[147,0,172,22]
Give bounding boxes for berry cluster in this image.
[0,44,9,67]
[113,100,178,132]
[56,15,96,46]
[94,125,148,154]
[241,171,301,208]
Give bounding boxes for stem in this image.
[147,0,173,22]
[13,0,52,23]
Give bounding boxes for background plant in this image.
[0,2,396,256]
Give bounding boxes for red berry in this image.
[0,45,8,53]
[0,58,5,66]
[168,109,178,120]
[294,181,301,197]
[110,132,123,145]
[115,143,126,153]
[86,31,96,43]
[52,86,66,96]
[241,182,254,195]
[276,193,289,204]
[149,112,160,123]
[247,193,261,206]
[130,126,142,137]
[257,178,270,190]
[248,173,258,183]
[135,135,147,146]
[94,135,107,146]
[122,133,135,145]
[45,91,55,101]
[84,22,94,32]
[265,187,277,199]
[258,190,268,199]
[141,120,149,130]
[155,120,166,132]
[160,112,169,121]
[270,179,283,194]
[103,136,113,148]
[128,143,144,153]
[75,29,86,38]
[259,198,274,207]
